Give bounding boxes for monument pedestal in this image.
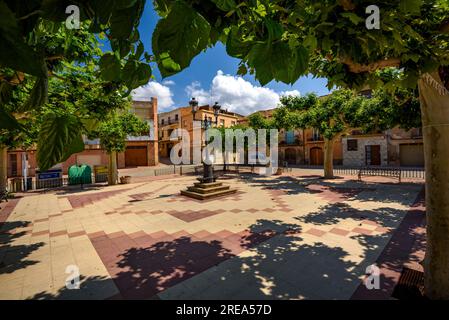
[181,180,236,200]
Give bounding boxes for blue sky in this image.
[131,1,331,115]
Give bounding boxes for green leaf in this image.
[81,118,100,132]
[247,42,309,85]
[37,114,84,171]
[399,0,422,14]
[134,41,144,59]
[0,81,13,105]
[0,107,21,130]
[211,0,236,11]
[19,77,49,112]
[322,37,332,51]
[152,1,211,77]
[247,43,274,85]
[226,26,253,59]
[0,2,47,77]
[341,13,364,25]
[303,34,317,51]
[122,59,152,90]
[110,0,143,40]
[99,53,121,82]
[265,19,283,42]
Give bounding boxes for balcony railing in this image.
[307,136,323,142]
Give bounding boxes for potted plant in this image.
[120,176,131,184]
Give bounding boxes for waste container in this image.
[36,169,63,189]
[94,166,108,183]
[68,165,92,185]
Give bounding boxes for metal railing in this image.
[7,173,110,193]
[333,166,425,180]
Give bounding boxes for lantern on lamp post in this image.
[190,98,221,183]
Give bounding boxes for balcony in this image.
[307,136,323,143]
[279,139,303,147]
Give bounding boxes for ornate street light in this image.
[190,98,215,183]
[213,102,221,124]
[189,97,199,117]
[181,98,236,200]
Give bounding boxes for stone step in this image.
[187,185,230,194]
[193,182,223,189]
[180,188,237,200]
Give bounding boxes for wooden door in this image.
[285,148,297,164]
[310,147,324,165]
[365,145,381,166]
[125,146,148,167]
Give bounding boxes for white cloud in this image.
[185,70,301,115]
[162,80,176,86]
[185,81,211,106]
[132,81,175,111]
[280,90,301,97]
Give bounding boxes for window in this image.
[168,116,171,124]
[312,128,321,141]
[285,131,295,145]
[220,119,225,126]
[9,154,18,176]
[231,121,236,126]
[347,139,358,151]
[175,114,179,121]
[161,119,165,125]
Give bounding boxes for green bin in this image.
[68,165,92,185]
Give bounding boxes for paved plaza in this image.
[0,171,425,300]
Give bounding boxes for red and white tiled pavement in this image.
[0,173,425,299]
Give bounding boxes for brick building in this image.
[241,109,423,168]
[158,104,242,161]
[6,98,159,178]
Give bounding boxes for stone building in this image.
[241,110,422,168]
[342,132,388,166]
[158,104,242,162]
[6,98,159,178]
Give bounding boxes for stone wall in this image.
[342,135,388,166]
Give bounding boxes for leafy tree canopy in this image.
[152,0,449,88]
[1,0,153,129]
[92,111,149,154]
[274,88,421,140]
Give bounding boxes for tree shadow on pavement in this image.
[26,217,415,300]
[0,221,44,274]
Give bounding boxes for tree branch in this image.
[441,20,449,34]
[339,57,401,73]
[18,10,44,21]
[338,0,355,11]
[45,56,64,61]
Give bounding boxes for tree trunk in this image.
[0,146,7,192]
[323,137,334,179]
[108,151,118,185]
[418,72,449,299]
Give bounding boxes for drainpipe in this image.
[302,129,306,165]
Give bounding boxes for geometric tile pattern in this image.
[350,188,426,300]
[89,228,283,299]
[0,172,425,300]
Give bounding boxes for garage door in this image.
[125,146,148,167]
[77,155,102,168]
[400,144,424,167]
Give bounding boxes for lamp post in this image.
[190,98,221,183]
